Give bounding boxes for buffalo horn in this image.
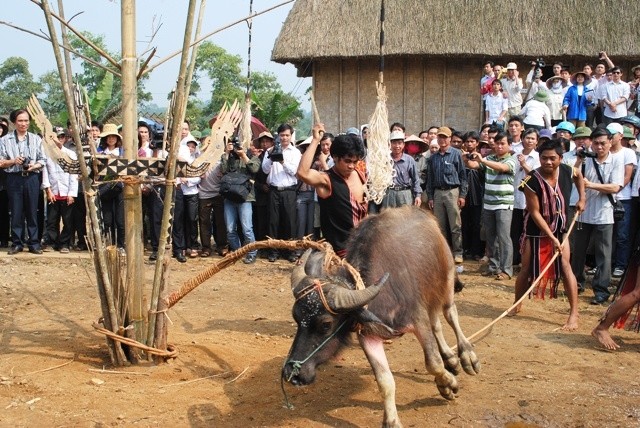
[327,273,390,312]
[291,249,313,290]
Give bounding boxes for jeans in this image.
[224,199,256,256]
[613,199,633,270]
[483,208,513,277]
[7,173,41,249]
[296,190,315,239]
[571,222,613,301]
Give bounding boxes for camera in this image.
[269,140,284,163]
[576,148,597,159]
[22,156,31,170]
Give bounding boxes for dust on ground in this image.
[0,251,638,427]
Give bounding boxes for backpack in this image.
[219,171,251,202]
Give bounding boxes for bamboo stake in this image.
[39,0,126,365]
[143,0,294,75]
[310,91,320,125]
[120,0,146,353]
[148,0,200,352]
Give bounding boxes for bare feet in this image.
[560,313,579,331]
[506,304,521,317]
[591,327,620,350]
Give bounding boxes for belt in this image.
[435,185,458,191]
[8,171,36,177]
[388,185,410,191]
[269,185,297,191]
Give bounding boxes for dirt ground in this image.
[0,250,639,428]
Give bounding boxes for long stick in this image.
[39,0,126,365]
[143,0,294,75]
[310,91,320,125]
[466,215,579,343]
[0,20,121,77]
[147,0,200,350]
[30,0,121,70]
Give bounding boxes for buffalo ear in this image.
[304,250,327,277]
[353,308,397,337]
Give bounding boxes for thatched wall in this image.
[273,0,640,65]
[314,58,481,134]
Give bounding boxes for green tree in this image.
[250,71,303,131]
[0,57,43,114]
[38,71,66,125]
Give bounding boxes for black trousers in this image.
[510,208,524,266]
[268,188,297,249]
[71,189,87,249]
[172,188,199,253]
[99,183,125,247]
[44,199,74,248]
[199,195,227,252]
[0,187,9,244]
[461,203,484,258]
[7,172,41,249]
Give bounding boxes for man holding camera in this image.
[570,128,624,305]
[262,123,301,262]
[220,138,261,264]
[0,109,47,254]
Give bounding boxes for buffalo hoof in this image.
[435,371,458,400]
[459,348,481,376]
[383,418,403,428]
[442,353,461,375]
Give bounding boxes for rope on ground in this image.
[465,215,579,344]
[165,238,365,308]
[92,322,178,359]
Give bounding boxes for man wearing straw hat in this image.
[508,139,584,330]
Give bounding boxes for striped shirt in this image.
[0,131,47,174]
[480,154,516,210]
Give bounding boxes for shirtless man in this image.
[592,259,640,350]
[508,139,585,331]
[296,123,367,257]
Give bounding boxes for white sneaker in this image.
[612,268,624,278]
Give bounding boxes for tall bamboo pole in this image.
[120,0,145,347]
[147,0,200,350]
[57,0,73,90]
[39,0,126,365]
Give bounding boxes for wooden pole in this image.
[120,0,145,351]
[38,0,126,365]
[147,0,200,351]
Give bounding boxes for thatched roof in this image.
[272,0,640,66]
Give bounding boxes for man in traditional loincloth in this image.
[296,123,367,258]
[508,139,585,330]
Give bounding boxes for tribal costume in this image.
[519,163,573,298]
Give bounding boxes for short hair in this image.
[488,125,501,135]
[9,109,30,123]
[553,62,564,68]
[320,132,334,143]
[330,134,366,160]
[427,126,439,133]
[609,66,621,74]
[137,121,151,133]
[583,63,593,70]
[277,123,293,134]
[389,122,405,132]
[463,131,480,142]
[491,79,502,86]
[484,61,495,68]
[522,128,539,139]
[494,132,509,143]
[480,123,491,133]
[595,61,606,68]
[418,130,429,138]
[452,131,464,140]
[508,115,524,125]
[536,139,564,156]
[591,127,611,140]
[91,120,103,131]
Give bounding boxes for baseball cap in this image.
[573,127,592,139]
[436,126,452,137]
[506,62,517,70]
[538,129,553,141]
[622,126,635,139]
[389,130,405,141]
[556,121,576,134]
[606,123,624,135]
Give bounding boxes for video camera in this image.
[576,147,597,159]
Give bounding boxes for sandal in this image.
[200,249,210,258]
[189,249,199,258]
[495,272,511,281]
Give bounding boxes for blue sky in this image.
[1,0,309,107]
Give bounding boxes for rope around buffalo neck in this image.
[280,319,348,409]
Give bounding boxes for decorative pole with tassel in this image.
[365,0,394,205]
[238,0,254,149]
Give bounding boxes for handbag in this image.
[220,171,251,203]
[592,158,625,222]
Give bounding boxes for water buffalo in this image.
[282,206,480,427]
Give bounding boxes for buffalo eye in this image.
[317,319,333,334]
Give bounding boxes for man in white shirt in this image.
[570,128,624,305]
[485,80,508,129]
[501,62,523,118]
[42,130,78,253]
[606,123,637,277]
[599,67,631,125]
[262,123,302,262]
